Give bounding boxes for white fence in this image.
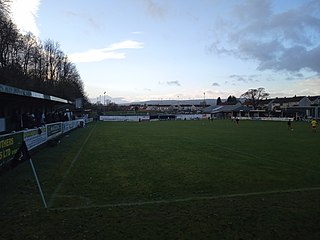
[23,119,87,150]
[100,115,150,122]
[234,116,295,122]
[176,114,208,120]
[100,114,211,122]
[24,126,47,150]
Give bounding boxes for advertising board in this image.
[0,132,23,166]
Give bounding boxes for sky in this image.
[9,0,320,103]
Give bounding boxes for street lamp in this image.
[103,92,106,114]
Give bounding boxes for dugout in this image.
[0,84,72,133]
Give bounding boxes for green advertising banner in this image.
[0,132,24,167]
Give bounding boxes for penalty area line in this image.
[49,186,320,211]
[48,124,96,208]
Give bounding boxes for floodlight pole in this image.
[104,91,107,114]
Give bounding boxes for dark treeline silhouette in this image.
[0,1,87,102]
[216,95,239,105]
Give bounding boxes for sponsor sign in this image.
[47,122,62,139]
[0,119,88,170]
[24,127,47,150]
[63,120,81,133]
[0,132,23,166]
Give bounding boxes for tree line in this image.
[0,1,87,102]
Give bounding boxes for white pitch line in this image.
[48,124,96,208]
[50,186,320,211]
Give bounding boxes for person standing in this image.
[311,119,317,133]
[287,119,293,131]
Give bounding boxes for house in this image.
[256,99,274,111]
[203,95,320,120]
[308,96,320,106]
[270,96,311,111]
[307,96,320,119]
[255,96,318,119]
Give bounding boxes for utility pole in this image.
[103,91,106,114]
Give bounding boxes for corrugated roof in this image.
[272,96,305,104]
[308,96,320,102]
[0,84,70,104]
[205,103,251,113]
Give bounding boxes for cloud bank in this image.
[69,40,144,63]
[229,74,260,83]
[9,0,41,37]
[210,0,320,74]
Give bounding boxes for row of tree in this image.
[0,1,87,102]
[216,95,238,105]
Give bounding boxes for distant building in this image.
[203,103,251,118]
[260,96,319,119]
[203,95,320,120]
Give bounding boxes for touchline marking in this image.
[48,124,96,208]
[50,186,320,211]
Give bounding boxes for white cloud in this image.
[296,76,320,94]
[69,40,144,63]
[108,40,144,51]
[69,50,126,63]
[9,0,41,37]
[229,74,260,83]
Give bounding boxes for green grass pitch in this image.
[1,120,320,239]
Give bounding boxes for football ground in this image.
[1,120,320,239]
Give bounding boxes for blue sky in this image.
[9,0,320,103]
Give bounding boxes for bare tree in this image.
[43,39,63,82]
[0,0,11,18]
[0,6,88,102]
[0,16,17,67]
[20,32,38,75]
[241,88,269,109]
